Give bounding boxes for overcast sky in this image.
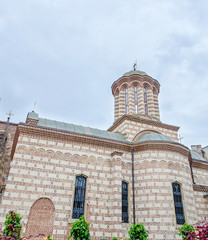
[0,0,208,148]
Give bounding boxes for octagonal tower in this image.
[112,70,160,122]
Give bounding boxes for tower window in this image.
[144,87,148,114]
[145,104,148,115]
[125,105,128,114]
[172,182,185,225]
[135,104,138,114]
[125,88,128,103]
[72,176,86,219]
[134,87,138,101]
[122,181,128,223]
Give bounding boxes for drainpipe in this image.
[190,158,195,184]
[131,147,136,224]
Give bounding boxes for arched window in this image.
[134,87,138,101]
[122,181,128,223]
[172,182,185,225]
[125,88,128,103]
[135,104,138,114]
[144,87,148,114]
[125,105,128,114]
[72,176,86,219]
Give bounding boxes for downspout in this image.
[131,147,136,224]
[190,157,195,184]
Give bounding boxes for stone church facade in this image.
[0,70,207,240]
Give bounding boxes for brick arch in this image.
[25,198,55,238]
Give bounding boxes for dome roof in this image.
[123,70,147,77]
[135,132,174,143]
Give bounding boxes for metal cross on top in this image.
[6,111,14,122]
[133,60,137,71]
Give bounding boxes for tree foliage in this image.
[68,216,90,240]
[128,223,149,240]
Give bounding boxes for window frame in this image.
[172,182,185,225]
[122,181,129,223]
[72,175,87,219]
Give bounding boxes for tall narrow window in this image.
[125,105,128,114]
[72,176,86,219]
[172,182,185,225]
[135,104,138,114]
[122,181,128,223]
[125,88,128,103]
[144,88,148,114]
[134,87,138,101]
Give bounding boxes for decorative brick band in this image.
[133,142,190,157]
[192,159,208,170]
[193,184,208,192]
[108,114,179,132]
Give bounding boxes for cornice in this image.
[108,115,179,132]
[133,141,190,157]
[0,121,18,126]
[17,124,131,152]
[192,159,208,170]
[193,184,208,192]
[15,124,189,158]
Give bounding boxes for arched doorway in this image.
[25,198,55,238]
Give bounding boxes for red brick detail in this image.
[25,198,55,239]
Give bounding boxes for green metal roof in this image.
[123,70,147,77]
[36,116,128,143]
[191,150,207,162]
[135,132,174,143]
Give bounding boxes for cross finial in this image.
[179,134,183,143]
[6,111,14,122]
[133,60,137,71]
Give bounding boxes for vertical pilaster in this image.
[154,92,160,120]
[128,86,135,115]
[110,154,123,238]
[138,86,145,114]
[147,88,154,116]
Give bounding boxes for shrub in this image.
[68,216,90,240]
[179,223,195,240]
[3,211,22,239]
[112,238,118,240]
[179,219,208,240]
[128,223,149,240]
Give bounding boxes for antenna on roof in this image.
[133,60,137,71]
[32,101,36,112]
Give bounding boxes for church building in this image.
[0,69,207,240]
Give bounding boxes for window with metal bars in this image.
[122,181,128,223]
[72,175,86,219]
[172,182,185,225]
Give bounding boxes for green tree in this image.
[68,216,90,240]
[128,223,149,240]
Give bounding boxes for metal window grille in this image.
[172,182,185,225]
[72,176,86,219]
[122,181,129,223]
